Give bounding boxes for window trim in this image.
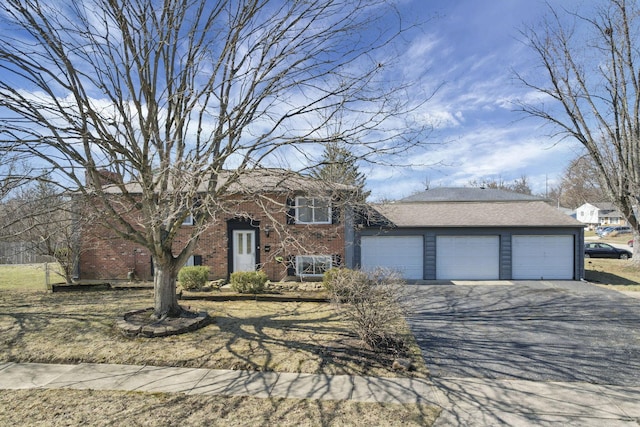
[295,255,332,277]
[185,254,202,267]
[182,214,194,226]
[294,196,332,224]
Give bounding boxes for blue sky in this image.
[0,0,593,201]
[365,0,588,201]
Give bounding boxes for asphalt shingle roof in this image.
[592,202,617,211]
[400,187,543,202]
[102,169,354,194]
[372,200,583,228]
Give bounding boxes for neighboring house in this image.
[78,170,354,282]
[576,202,626,228]
[355,187,585,281]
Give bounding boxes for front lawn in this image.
[584,258,640,291]
[0,289,428,378]
[0,276,437,426]
[0,389,440,427]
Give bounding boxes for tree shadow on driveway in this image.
[407,282,640,387]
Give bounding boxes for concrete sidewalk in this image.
[1,362,639,426]
[0,362,439,404]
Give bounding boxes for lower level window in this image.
[296,255,331,276]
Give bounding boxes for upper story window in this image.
[295,197,331,224]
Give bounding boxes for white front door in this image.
[233,230,256,272]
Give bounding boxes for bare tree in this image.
[550,154,607,209]
[0,150,31,203]
[517,0,640,260]
[510,175,533,195]
[1,179,84,283]
[0,152,36,257]
[0,0,430,318]
[468,175,532,195]
[468,177,508,190]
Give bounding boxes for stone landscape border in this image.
[116,308,210,338]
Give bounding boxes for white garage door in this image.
[360,236,423,280]
[436,236,499,280]
[512,235,574,280]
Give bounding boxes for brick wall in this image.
[79,231,152,280]
[78,193,346,282]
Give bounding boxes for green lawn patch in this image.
[0,263,64,291]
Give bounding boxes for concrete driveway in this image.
[407,281,640,387]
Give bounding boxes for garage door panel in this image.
[436,236,499,280]
[361,236,423,279]
[361,236,423,280]
[512,235,574,280]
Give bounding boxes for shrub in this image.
[322,267,347,293]
[323,267,364,298]
[178,266,210,291]
[230,271,268,294]
[325,267,412,352]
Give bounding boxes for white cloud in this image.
[365,120,577,200]
[417,108,464,129]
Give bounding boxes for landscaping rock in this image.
[117,308,209,338]
[392,358,412,371]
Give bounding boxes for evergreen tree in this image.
[313,141,370,203]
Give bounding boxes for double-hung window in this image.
[295,197,331,224]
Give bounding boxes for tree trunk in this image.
[61,260,74,284]
[52,252,75,284]
[153,261,182,318]
[632,232,640,267]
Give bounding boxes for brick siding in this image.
[78,193,345,282]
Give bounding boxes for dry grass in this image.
[0,289,428,378]
[584,258,640,291]
[0,284,437,426]
[0,389,440,427]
